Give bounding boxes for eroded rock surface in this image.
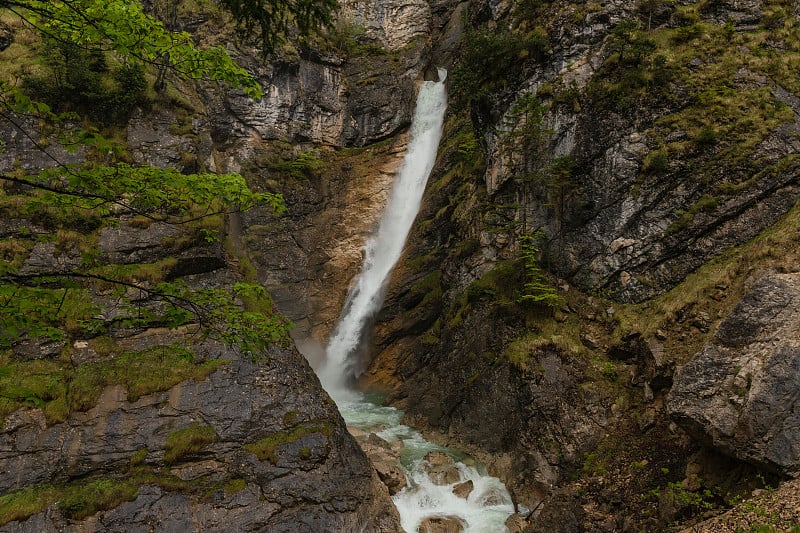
[0,334,400,531]
[668,272,800,477]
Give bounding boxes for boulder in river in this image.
[452,479,474,499]
[418,515,466,533]
[423,451,462,485]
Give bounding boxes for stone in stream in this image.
[423,451,461,485]
[452,479,474,499]
[427,465,461,485]
[359,433,408,495]
[417,515,467,533]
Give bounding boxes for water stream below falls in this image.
[339,392,518,532]
[313,68,518,531]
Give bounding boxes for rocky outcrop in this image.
[667,272,800,477]
[0,334,400,531]
[0,199,401,531]
[468,0,800,303]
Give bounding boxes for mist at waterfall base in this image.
[302,70,518,531]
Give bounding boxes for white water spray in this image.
[318,69,447,399]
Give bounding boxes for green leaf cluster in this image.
[7,0,263,98]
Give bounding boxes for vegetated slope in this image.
[0,1,403,530]
[364,0,800,530]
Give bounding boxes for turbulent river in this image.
[313,69,518,532]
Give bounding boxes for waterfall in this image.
[318,69,447,400]
[312,69,519,532]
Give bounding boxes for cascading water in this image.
[317,68,448,400]
[314,70,519,532]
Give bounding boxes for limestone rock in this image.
[0,332,401,531]
[505,513,528,533]
[360,433,408,495]
[452,479,474,499]
[418,515,466,533]
[667,272,800,477]
[19,242,83,276]
[422,451,462,485]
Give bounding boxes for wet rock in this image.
[452,479,474,499]
[418,515,466,533]
[424,451,462,485]
[360,433,408,495]
[425,451,454,465]
[0,334,401,531]
[668,272,800,477]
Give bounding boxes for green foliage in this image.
[15,163,286,223]
[642,149,670,174]
[586,18,670,110]
[503,92,550,179]
[8,0,263,98]
[23,37,148,123]
[517,234,560,307]
[219,0,336,53]
[451,24,549,108]
[511,0,554,25]
[0,284,99,347]
[324,19,367,54]
[164,423,217,463]
[268,151,323,180]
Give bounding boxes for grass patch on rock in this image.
[0,344,226,424]
[164,423,217,463]
[244,422,332,464]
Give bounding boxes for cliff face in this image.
[0,1,422,528]
[0,170,400,530]
[357,0,800,529]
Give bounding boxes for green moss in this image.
[130,448,148,467]
[69,345,226,411]
[244,422,332,464]
[0,468,195,525]
[665,194,719,235]
[164,423,217,463]
[0,345,226,424]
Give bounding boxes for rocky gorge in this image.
[1,0,800,531]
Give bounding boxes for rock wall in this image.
[1,336,400,532]
[668,271,800,477]
[357,0,800,528]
